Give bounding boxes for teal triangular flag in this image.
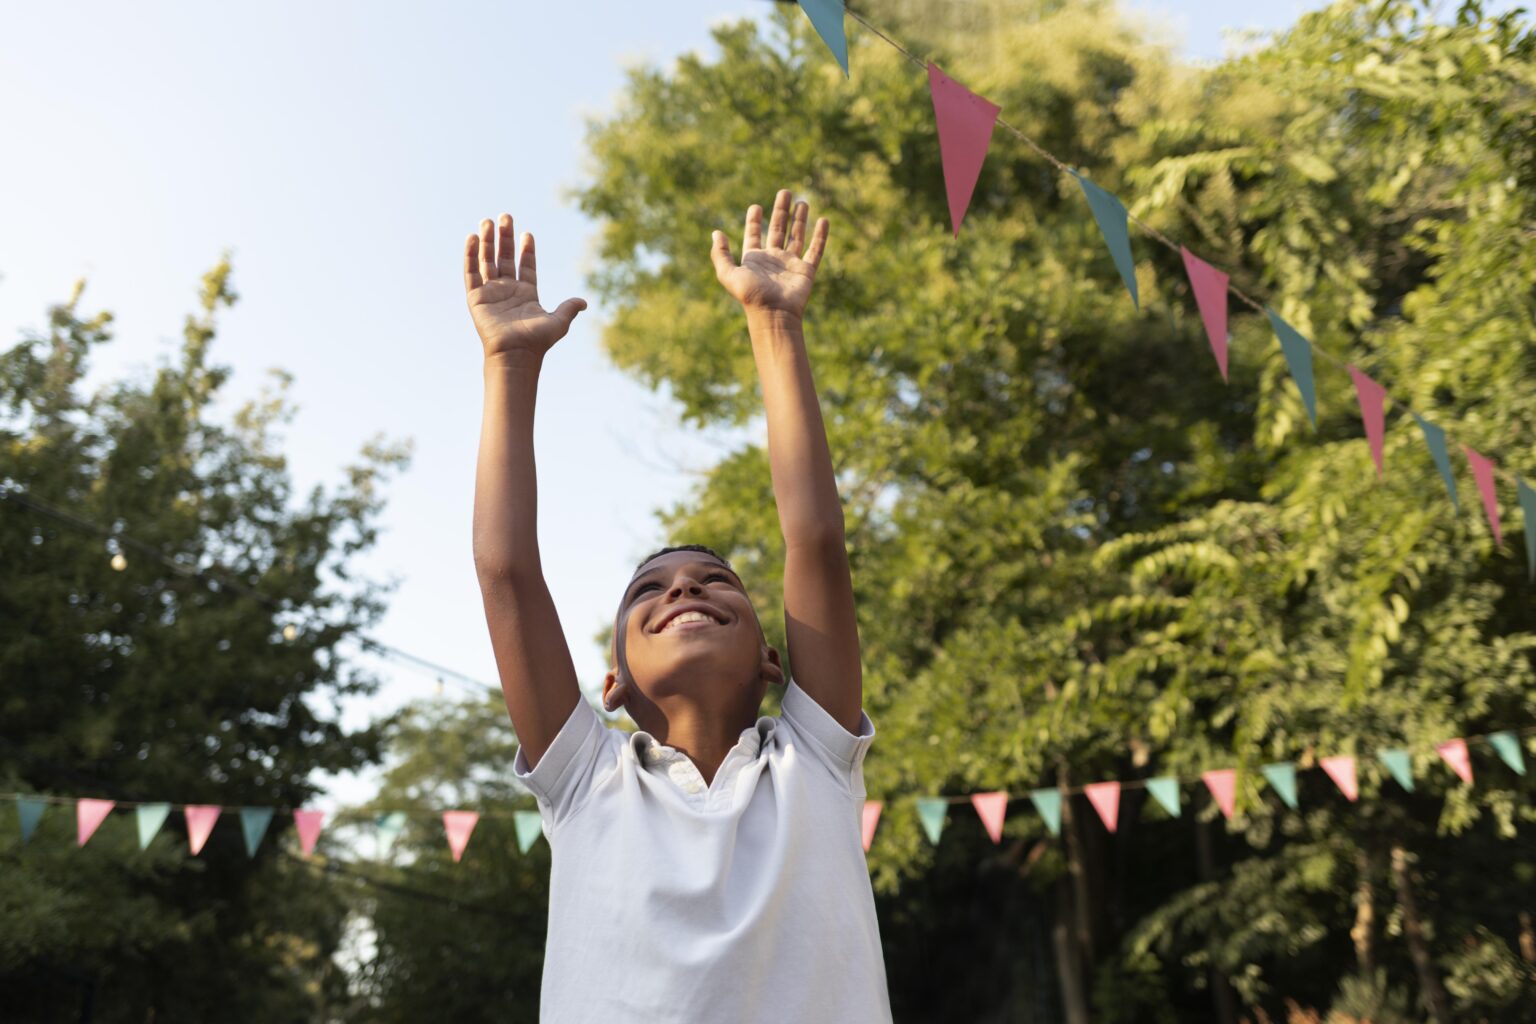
[1146,777,1181,818]
[376,811,407,856]
[16,796,47,843]
[514,809,543,854]
[1378,748,1414,791]
[1518,479,1536,583]
[1414,413,1460,513]
[796,0,849,78]
[1073,172,1139,310]
[915,797,948,846]
[1261,762,1299,809]
[1029,788,1062,836]
[1265,309,1318,429]
[239,807,274,858]
[1488,731,1526,776]
[136,803,171,850]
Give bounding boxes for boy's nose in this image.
[668,579,704,597]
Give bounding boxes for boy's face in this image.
[604,551,781,715]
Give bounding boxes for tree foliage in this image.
[0,265,410,1021]
[566,0,1536,1019]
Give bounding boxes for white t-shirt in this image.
[511,677,894,1024]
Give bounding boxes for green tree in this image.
[0,265,410,1021]
[568,0,1535,1020]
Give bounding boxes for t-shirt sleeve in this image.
[511,693,611,835]
[779,677,877,798]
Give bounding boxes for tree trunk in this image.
[1053,878,1091,1024]
[1518,910,1536,965]
[1194,804,1239,1024]
[1350,848,1377,974]
[1390,844,1451,1024]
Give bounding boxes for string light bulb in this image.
[283,624,298,641]
[436,677,445,697]
[110,553,127,571]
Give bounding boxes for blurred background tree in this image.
[566,0,1536,1019]
[0,264,410,1021]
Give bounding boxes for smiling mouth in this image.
[655,613,726,634]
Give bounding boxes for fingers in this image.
[743,203,763,252]
[551,296,588,329]
[788,201,808,256]
[478,219,497,282]
[496,214,520,282]
[518,231,537,289]
[710,229,735,280]
[766,189,791,250]
[804,217,830,269]
[464,234,483,292]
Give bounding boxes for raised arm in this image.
[465,213,589,769]
[710,190,864,734]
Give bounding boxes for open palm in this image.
[711,189,830,316]
[464,213,586,362]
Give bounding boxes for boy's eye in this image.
[635,573,730,597]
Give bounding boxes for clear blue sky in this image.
[0,1,1341,812]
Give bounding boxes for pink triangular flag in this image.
[76,798,115,847]
[293,809,326,857]
[1180,248,1230,382]
[1347,366,1388,481]
[970,791,1008,844]
[443,810,480,863]
[1202,769,1237,819]
[184,804,221,856]
[928,62,1001,238]
[1436,738,1474,784]
[1320,755,1359,801]
[861,800,883,852]
[1462,446,1502,545]
[1084,781,1121,832]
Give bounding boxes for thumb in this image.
[709,230,735,280]
[552,297,587,329]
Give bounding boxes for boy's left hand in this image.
[711,189,829,318]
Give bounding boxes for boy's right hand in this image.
[464,213,588,364]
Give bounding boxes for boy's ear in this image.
[760,645,785,688]
[602,669,627,712]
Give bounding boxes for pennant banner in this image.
[377,811,408,856]
[1346,366,1388,481]
[1520,479,1536,581]
[928,62,1000,238]
[915,797,948,846]
[1262,762,1299,809]
[1266,310,1318,430]
[77,799,115,848]
[1074,173,1139,310]
[1437,738,1474,784]
[1320,755,1359,801]
[861,800,883,853]
[513,809,543,855]
[241,807,275,858]
[1413,414,1460,512]
[443,810,480,863]
[1146,777,1181,818]
[1203,769,1237,820]
[1029,788,1062,837]
[1378,748,1415,791]
[137,802,171,850]
[17,796,46,843]
[1084,781,1121,832]
[971,791,1008,844]
[1462,446,1503,545]
[1181,248,1230,381]
[185,805,221,856]
[797,0,849,78]
[1488,731,1526,776]
[294,810,326,857]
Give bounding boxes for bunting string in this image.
[821,2,1536,531]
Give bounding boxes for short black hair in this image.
[631,543,733,578]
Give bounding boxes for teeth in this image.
[662,611,716,631]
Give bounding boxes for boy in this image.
[465,189,893,1022]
